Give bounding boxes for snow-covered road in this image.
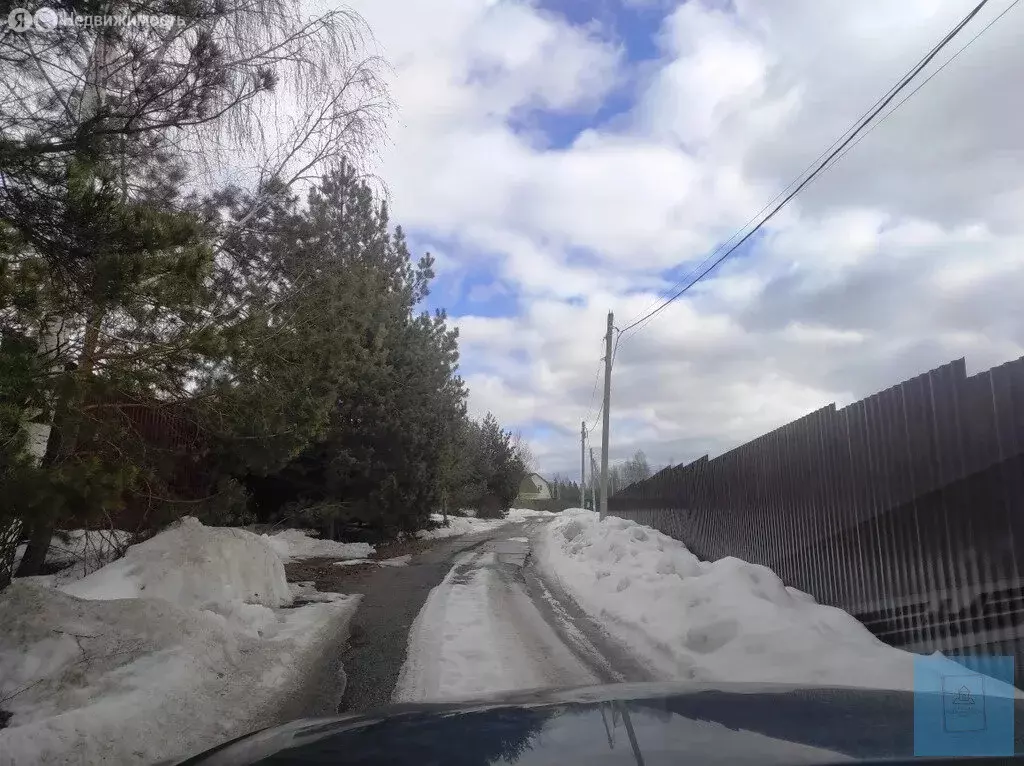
[393,520,640,702]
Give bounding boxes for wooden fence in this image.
[608,356,1024,677]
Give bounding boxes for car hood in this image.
[176,681,1024,766]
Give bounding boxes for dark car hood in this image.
[177,681,1024,766]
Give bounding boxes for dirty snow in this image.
[0,518,360,765]
[289,580,352,604]
[419,514,508,540]
[538,510,1020,695]
[505,508,557,521]
[420,508,556,540]
[330,555,410,568]
[261,528,374,562]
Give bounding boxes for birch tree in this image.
[0,0,389,578]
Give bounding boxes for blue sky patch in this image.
[412,232,520,319]
[508,98,632,151]
[505,0,670,150]
[458,270,519,317]
[535,0,666,62]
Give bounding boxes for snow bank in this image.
[262,528,374,562]
[0,518,361,765]
[64,516,291,608]
[538,510,1019,695]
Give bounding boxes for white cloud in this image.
[337,0,1024,475]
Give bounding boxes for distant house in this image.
[516,473,552,501]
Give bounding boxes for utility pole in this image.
[600,311,613,520]
[580,420,587,509]
[590,448,598,512]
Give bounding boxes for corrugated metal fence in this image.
[81,396,212,530]
[608,357,1024,678]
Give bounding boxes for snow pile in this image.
[64,516,291,608]
[0,518,361,765]
[262,528,374,562]
[538,510,1019,694]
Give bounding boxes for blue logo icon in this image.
[914,654,1014,756]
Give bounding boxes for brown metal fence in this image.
[79,395,213,531]
[608,356,1024,678]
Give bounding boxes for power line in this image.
[582,359,602,426]
[618,0,997,340]
[587,400,604,436]
[609,327,623,372]
[582,335,606,432]
[585,326,628,437]
[824,0,1020,175]
[619,46,922,332]
[616,17,969,334]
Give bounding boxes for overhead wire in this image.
[619,64,916,332]
[583,334,608,433]
[823,0,1020,174]
[616,0,997,341]
[585,323,629,439]
[615,18,966,333]
[586,397,604,435]
[582,365,603,434]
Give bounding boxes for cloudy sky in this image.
[339,0,1024,477]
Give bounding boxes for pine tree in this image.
[447,413,527,518]
[249,166,468,539]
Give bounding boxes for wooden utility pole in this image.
[580,420,587,509]
[590,448,598,512]
[600,311,613,520]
